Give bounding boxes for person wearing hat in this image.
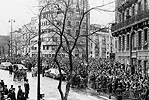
[24,79,30,98]
[8,88,16,100]
[0,80,5,88]
[9,85,13,92]
[3,85,8,95]
[17,86,23,100]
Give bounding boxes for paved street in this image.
[0,69,108,100]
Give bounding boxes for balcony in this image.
[111,10,149,32]
[117,0,138,13]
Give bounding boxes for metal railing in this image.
[112,9,149,32]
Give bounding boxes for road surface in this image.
[0,69,108,100]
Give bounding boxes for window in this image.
[67,29,71,35]
[122,35,125,50]
[52,37,57,42]
[115,40,117,49]
[144,0,147,10]
[76,22,79,27]
[126,9,130,19]
[67,21,71,26]
[138,31,142,47]
[82,23,86,28]
[138,2,142,13]
[52,46,55,50]
[119,14,121,22]
[82,30,86,35]
[119,37,121,51]
[46,45,49,50]
[132,33,137,48]
[127,34,129,48]
[122,12,125,21]
[132,6,135,16]
[76,5,79,12]
[76,30,79,34]
[43,45,46,50]
[90,43,92,48]
[144,29,148,43]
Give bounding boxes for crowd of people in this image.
[0,79,30,100]
[88,59,149,100]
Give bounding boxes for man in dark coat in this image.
[9,65,13,75]
[11,88,17,100]
[3,85,8,95]
[8,88,16,100]
[17,86,23,100]
[0,80,5,88]
[9,85,13,92]
[24,79,30,98]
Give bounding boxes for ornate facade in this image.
[112,0,149,76]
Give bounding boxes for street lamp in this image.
[37,3,61,100]
[8,19,15,57]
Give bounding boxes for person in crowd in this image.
[0,82,3,93]
[9,85,13,92]
[3,85,8,95]
[8,88,16,100]
[19,92,26,100]
[17,86,23,100]
[9,65,13,75]
[0,80,5,88]
[1,92,5,100]
[24,79,30,98]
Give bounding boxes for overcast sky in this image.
[0,0,115,35]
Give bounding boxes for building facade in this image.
[89,24,113,59]
[112,0,149,76]
[28,0,90,58]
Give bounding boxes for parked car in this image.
[44,68,66,80]
[13,64,27,70]
[0,62,12,70]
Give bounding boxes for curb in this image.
[87,87,116,100]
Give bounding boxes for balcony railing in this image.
[111,9,149,32]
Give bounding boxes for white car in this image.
[0,62,12,70]
[45,68,66,80]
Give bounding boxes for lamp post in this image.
[8,19,15,57]
[37,3,52,100]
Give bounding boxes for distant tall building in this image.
[112,0,149,76]
[89,24,113,59]
[0,36,9,58]
[29,0,90,57]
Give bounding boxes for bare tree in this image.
[38,0,114,100]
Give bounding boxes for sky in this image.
[0,0,115,36]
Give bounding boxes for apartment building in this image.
[112,0,149,75]
[28,0,90,57]
[89,24,113,59]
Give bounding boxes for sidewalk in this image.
[87,87,116,100]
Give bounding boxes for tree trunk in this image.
[64,52,73,100]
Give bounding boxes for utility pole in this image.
[85,0,89,87]
[9,19,15,57]
[37,3,50,100]
[37,10,42,100]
